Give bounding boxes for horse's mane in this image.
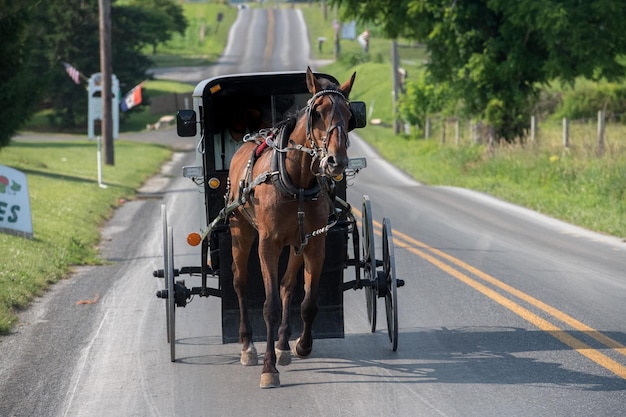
[317,77,339,91]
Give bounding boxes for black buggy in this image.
[154,71,404,361]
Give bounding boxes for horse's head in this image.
[305,67,356,177]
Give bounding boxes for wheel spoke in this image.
[167,226,176,362]
[161,205,170,343]
[382,218,398,351]
[362,195,377,332]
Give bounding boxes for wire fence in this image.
[417,110,626,157]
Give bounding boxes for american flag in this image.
[63,62,81,84]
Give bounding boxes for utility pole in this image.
[99,0,114,165]
[391,40,401,134]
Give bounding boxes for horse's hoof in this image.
[240,344,258,366]
[275,348,292,366]
[292,337,312,358]
[260,372,280,389]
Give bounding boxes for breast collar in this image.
[269,118,329,200]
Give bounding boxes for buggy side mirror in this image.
[176,110,197,137]
[349,101,367,130]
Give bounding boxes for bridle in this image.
[304,89,351,175]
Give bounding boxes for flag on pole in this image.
[120,83,143,112]
[62,62,81,84]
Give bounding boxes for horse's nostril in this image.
[327,156,336,166]
[336,155,348,168]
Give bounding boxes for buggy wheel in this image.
[166,226,176,362]
[161,205,170,343]
[382,218,398,351]
[348,211,361,284]
[362,195,376,332]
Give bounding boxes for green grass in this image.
[337,64,626,239]
[147,2,238,67]
[300,4,626,240]
[317,58,626,239]
[0,139,171,332]
[0,1,233,333]
[301,4,424,126]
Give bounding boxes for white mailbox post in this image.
[88,73,119,139]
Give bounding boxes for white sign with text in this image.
[0,165,33,238]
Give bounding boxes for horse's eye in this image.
[314,109,322,119]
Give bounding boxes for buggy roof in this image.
[192,71,339,102]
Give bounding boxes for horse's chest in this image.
[245,191,328,228]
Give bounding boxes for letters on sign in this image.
[0,165,33,238]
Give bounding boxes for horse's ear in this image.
[339,72,356,99]
[306,66,320,94]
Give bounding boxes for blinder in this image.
[348,101,367,131]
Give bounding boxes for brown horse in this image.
[227,67,356,388]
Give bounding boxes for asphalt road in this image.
[2,7,626,417]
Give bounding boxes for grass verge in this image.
[0,138,171,333]
[301,4,626,240]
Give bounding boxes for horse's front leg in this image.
[230,216,257,366]
[294,238,325,358]
[275,248,304,366]
[257,236,283,388]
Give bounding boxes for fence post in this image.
[441,120,446,144]
[455,119,460,145]
[471,121,482,144]
[530,115,537,143]
[597,110,605,156]
[425,117,431,139]
[562,117,569,148]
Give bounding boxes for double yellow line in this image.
[353,208,626,380]
[263,9,275,71]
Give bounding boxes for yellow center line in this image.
[352,207,626,379]
[264,9,274,70]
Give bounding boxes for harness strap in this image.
[269,121,321,200]
[294,185,339,256]
[295,189,306,256]
[240,170,278,204]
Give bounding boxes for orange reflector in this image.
[208,177,220,189]
[333,174,343,182]
[209,84,222,94]
[187,232,202,246]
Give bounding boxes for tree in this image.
[27,0,101,129]
[398,73,449,131]
[332,0,626,142]
[0,0,188,149]
[29,0,187,129]
[127,0,187,55]
[0,2,44,148]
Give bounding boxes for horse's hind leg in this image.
[230,216,257,366]
[276,249,304,366]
